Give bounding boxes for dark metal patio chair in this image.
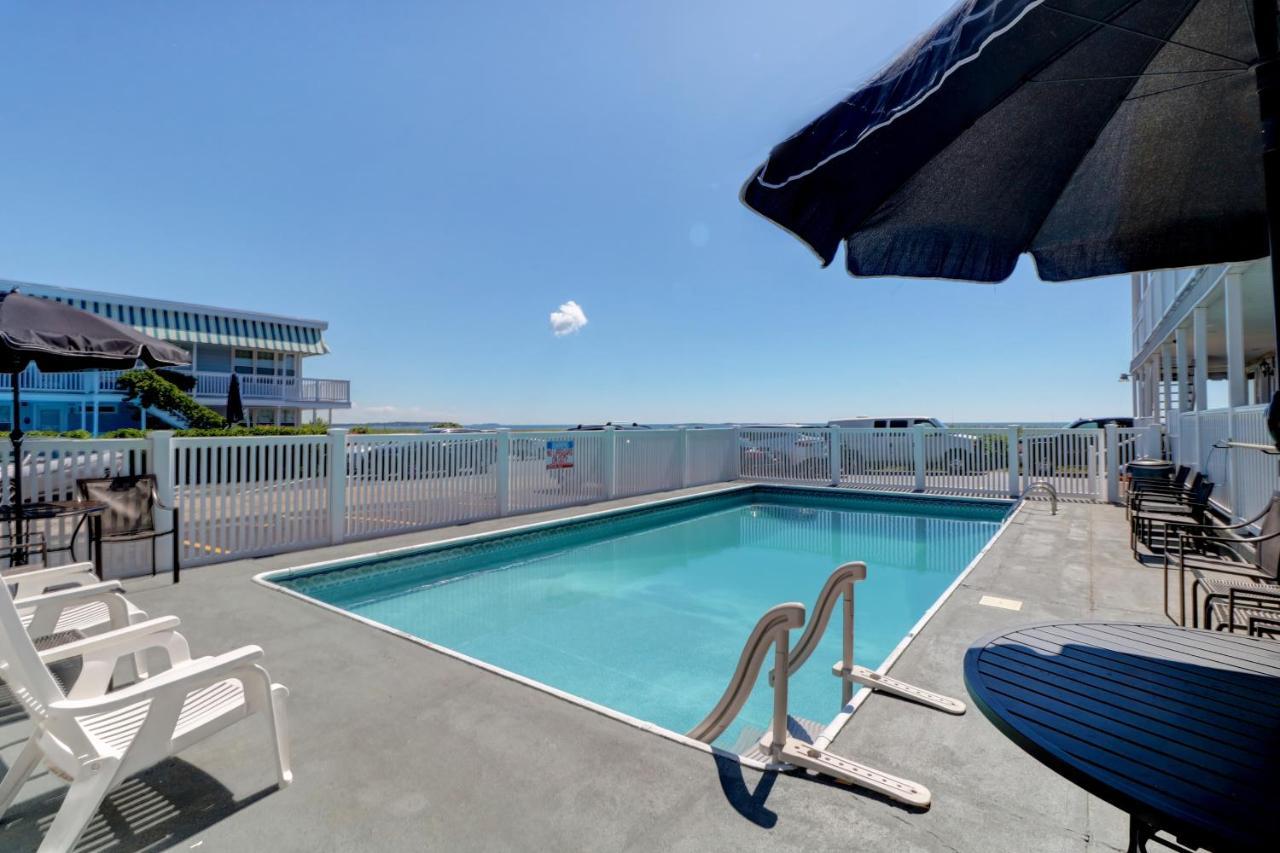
[74,475,180,583]
[1129,474,1214,556]
[1162,495,1280,627]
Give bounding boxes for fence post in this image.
[496,429,511,515]
[678,428,690,488]
[829,427,841,487]
[604,427,617,499]
[149,430,176,572]
[912,424,927,492]
[327,428,347,545]
[1227,408,1241,522]
[1007,426,1020,497]
[1104,424,1119,504]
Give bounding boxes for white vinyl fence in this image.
[3,422,1169,574]
[1173,404,1277,526]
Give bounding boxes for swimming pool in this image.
[261,485,1011,756]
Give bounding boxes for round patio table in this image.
[964,621,1279,853]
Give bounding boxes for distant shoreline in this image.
[334,420,1072,432]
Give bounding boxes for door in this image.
[35,405,65,432]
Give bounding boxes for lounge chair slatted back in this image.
[0,581,85,741]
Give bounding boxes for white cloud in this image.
[549,300,588,337]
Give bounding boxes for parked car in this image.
[738,425,830,476]
[1020,417,1131,476]
[829,417,979,475]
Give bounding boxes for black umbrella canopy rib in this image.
[742,0,1264,283]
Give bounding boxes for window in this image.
[256,352,276,376]
[234,349,254,375]
[888,419,909,429]
[282,354,297,377]
[873,420,887,429]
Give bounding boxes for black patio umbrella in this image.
[0,289,189,554]
[742,0,1280,438]
[225,372,246,427]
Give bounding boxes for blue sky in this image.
[0,1,1134,424]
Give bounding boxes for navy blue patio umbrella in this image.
[225,373,246,427]
[742,0,1280,440]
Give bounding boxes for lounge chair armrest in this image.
[38,616,183,665]
[50,646,267,714]
[5,562,99,598]
[18,580,123,607]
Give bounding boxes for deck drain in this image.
[979,595,1023,611]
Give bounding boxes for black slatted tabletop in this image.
[964,622,1279,852]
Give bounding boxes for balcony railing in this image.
[191,372,350,405]
[0,367,350,406]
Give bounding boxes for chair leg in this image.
[268,682,293,788]
[0,734,43,818]
[38,757,121,853]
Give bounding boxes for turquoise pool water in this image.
[276,487,1008,749]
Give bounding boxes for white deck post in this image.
[149,430,176,573]
[1175,329,1189,413]
[1227,407,1242,522]
[1225,272,1247,407]
[1105,423,1119,504]
[1161,344,1174,426]
[1006,426,1020,497]
[1192,306,1208,411]
[829,427,841,487]
[327,428,347,545]
[496,429,511,515]
[912,423,926,492]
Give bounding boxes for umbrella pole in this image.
[9,371,24,565]
[1253,0,1280,444]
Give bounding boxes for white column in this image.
[828,427,841,487]
[912,423,927,492]
[603,427,617,499]
[92,370,101,436]
[1006,426,1020,497]
[678,428,691,488]
[1192,305,1208,410]
[327,428,347,545]
[1224,272,1247,407]
[1104,423,1119,504]
[1161,344,1174,425]
[1175,329,1189,413]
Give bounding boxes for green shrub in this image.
[116,369,225,429]
[175,423,330,437]
[25,429,93,439]
[102,428,148,439]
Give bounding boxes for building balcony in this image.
[0,367,351,407]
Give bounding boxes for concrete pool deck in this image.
[0,485,1164,852]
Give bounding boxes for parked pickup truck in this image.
[1021,417,1133,476]
[829,417,980,475]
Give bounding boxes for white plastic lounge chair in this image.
[0,580,292,852]
[4,560,102,599]
[10,574,147,646]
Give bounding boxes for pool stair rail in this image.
[775,561,967,716]
[685,561,969,807]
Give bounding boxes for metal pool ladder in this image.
[685,561,966,807]
[1021,481,1059,514]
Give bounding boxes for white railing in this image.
[0,366,92,393]
[345,432,498,539]
[614,430,683,498]
[172,434,331,566]
[685,428,738,487]
[191,372,351,405]
[1,437,150,572]
[1162,405,1277,526]
[2,422,1184,576]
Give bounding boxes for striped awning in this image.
[35,294,329,355]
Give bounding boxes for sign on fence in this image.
[546,439,574,470]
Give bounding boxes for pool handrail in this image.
[685,602,805,745]
[769,561,866,706]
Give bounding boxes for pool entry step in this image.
[688,561,963,808]
[758,731,933,808]
[832,663,967,715]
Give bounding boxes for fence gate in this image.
[1019,428,1101,501]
